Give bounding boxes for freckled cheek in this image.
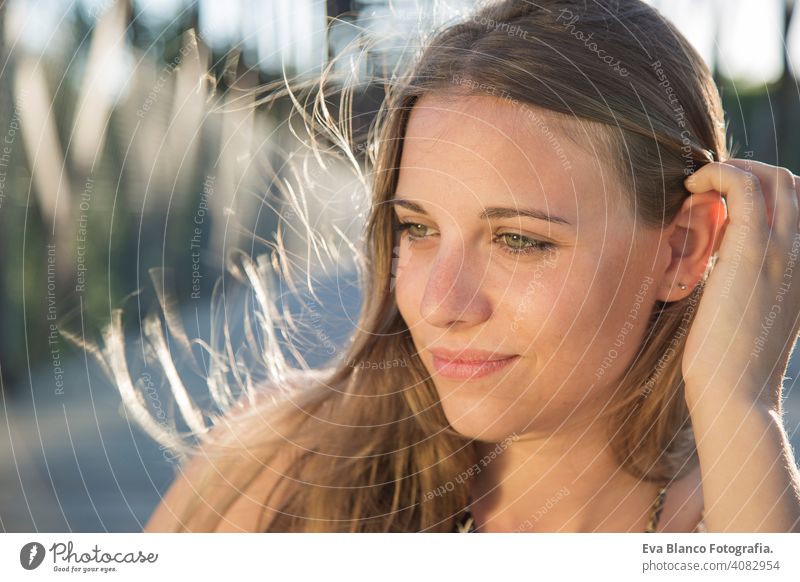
[394,241,415,276]
[496,272,570,344]
[559,288,647,370]
[502,280,554,319]
[393,249,426,321]
[510,268,609,346]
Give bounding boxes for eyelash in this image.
[392,221,556,257]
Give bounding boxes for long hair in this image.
[88,0,728,532]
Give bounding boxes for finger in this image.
[684,162,770,250]
[723,159,798,237]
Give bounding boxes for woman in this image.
[115,0,800,532]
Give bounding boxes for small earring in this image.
[677,282,687,290]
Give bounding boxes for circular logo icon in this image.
[20,542,46,570]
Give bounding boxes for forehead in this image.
[397,93,625,219]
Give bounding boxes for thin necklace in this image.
[455,484,669,533]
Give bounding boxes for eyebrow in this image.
[388,198,573,226]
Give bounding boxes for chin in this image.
[438,398,530,443]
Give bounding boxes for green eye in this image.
[393,221,432,241]
[406,224,428,237]
[501,233,530,251]
[496,233,556,256]
[392,220,556,257]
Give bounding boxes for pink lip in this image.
[429,348,519,380]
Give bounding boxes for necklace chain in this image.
[456,484,669,533]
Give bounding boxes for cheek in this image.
[563,264,657,378]
[503,272,562,335]
[393,243,423,322]
[491,266,578,374]
[507,251,649,368]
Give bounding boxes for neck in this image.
[468,421,661,532]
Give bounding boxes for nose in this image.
[419,243,492,328]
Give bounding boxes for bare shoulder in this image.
[214,438,303,532]
[144,437,301,533]
[144,369,329,533]
[657,462,705,533]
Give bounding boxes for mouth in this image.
[429,348,519,380]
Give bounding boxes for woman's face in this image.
[392,94,671,442]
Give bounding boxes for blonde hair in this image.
[90,0,727,532]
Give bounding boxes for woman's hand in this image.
[680,159,800,532]
[682,158,800,412]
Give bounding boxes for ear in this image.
[655,190,727,302]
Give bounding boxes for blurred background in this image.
[1,0,800,532]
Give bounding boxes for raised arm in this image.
[682,160,800,532]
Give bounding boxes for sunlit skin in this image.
[141,94,800,534]
[392,93,729,531]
